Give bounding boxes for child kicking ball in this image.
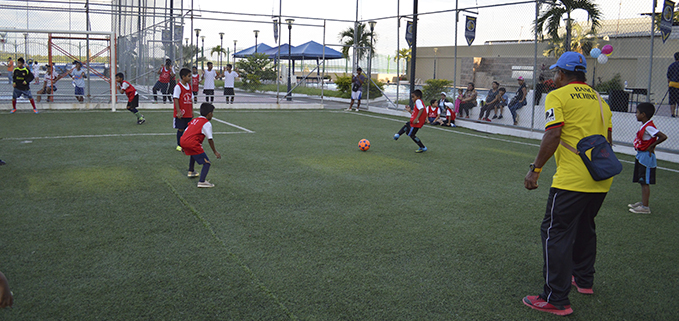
[180,103,221,188]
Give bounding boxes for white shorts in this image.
[351,90,362,100]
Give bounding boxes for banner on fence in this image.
[465,15,476,46]
[660,0,675,43]
[405,20,413,47]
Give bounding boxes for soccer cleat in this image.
[187,171,199,178]
[393,133,400,140]
[416,147,428,153]
[522,295,573,316]
[33,109,39,114]
[176,146,183,152]
[0,159,5,165]
[571,276,594,295]
[627,201,643,208]
[629,206,651,214]
[484,118,491,122]
[137,117,146,125]
[197,181,215,188]
[498,115,503,119]
[492,115,498,119]
[10,109,16,114]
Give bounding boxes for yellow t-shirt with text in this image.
[544,82,613,193]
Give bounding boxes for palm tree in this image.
[534,0,602,53]
[338,23,376,61]
[543,24,598,58]
[210,45,226,59]
[394,48,411,77]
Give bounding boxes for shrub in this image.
[594,73,623,93]
[334,74,384,99]
[422,79,452,102]
[241,74,261,92]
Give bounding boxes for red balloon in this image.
[601,44,613,55]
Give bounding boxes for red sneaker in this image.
[571,276,594,294]
[484,118,491,122]
[522,295,573,316]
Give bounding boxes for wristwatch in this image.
[529,163,542,173]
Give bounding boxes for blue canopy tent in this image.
[233,43,273,58]
[266,41,344,77]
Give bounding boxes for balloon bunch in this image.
[590,45,613,64]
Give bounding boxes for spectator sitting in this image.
[459,82,477,118]
[437,92,452,115]
[508,76,528,125]
[493,87,509,120]
[534,75,546,106]
[427,99,442,125]
[479,81,500,121]
[442,101,456,127]
[454,88,463,116]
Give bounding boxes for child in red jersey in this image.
[180,103,221,188]
[628,102,667,214]
[393,89,428,153]
[191,66,200,103]
[426,99,443,125]
[173,68,194,151]
[115,73,145,124]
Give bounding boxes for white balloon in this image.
[598,54,608,64]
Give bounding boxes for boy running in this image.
[69,61,86,103]
[191,66,200,103]
[180,103,221,188]
[393,89,428,153]
[153,58,175,103]
[173,68,194,151]
[222,64,239,104]
[10,57,38,114]
[628,102,668,214]
[115,72,145,124]
[202,62,217,103]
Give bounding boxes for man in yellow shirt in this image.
[667,52,679,117]
[522,52,613,316]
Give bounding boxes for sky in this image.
[0,0,658,59]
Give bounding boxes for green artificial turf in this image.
[1,109,678,320]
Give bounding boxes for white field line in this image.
[343,111,679,174]
[211,117,255,133]
[1,132,248,140]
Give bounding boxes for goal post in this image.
[0,28,117,111]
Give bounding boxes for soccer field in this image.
[1,109,678,320]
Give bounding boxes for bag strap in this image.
[559,91,605,155]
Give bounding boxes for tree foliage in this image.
[338,23,377,61]
[542,24,598,58]
[237,53,276,92]
[394,48,411,76]
[534,0,602,54]
[422,79,452,102]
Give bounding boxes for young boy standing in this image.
[69,61,86,103]
[191,66,200,103]
[173,68,194,151]
[11,57,38,114]
[393,89,428,153]
[202,62,217,103]
[180,103,221,188]
[115,72,145,124]
[222,64,239,104]
[628,102,667,214]
[32,61,40,84]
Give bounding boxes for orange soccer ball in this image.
[358,139,370,151]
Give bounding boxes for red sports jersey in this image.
[159,66,172,83]
[180,117,210,155]
[174,82,194,118]
[427,105,439,118]
[633,120,658,151]
[191,74,200,92]
[410,99,427,128]
[121,80,137,101]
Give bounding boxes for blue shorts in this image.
[190,153,210,165]
[173,117,192,130]
[75,86,84,96]
[12,88,33,99]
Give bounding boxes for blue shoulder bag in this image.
[559,93,623,181]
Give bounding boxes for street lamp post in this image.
[367,21,376,104]
[433,47,438,79]
[194,28,201,67]
[201,35,205,69]
[185,38,189,47]
[233,40,238,67]
[23,33,28,61]
[219,32,224,72]
[286,19,294,101]
[253,30,260,53]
